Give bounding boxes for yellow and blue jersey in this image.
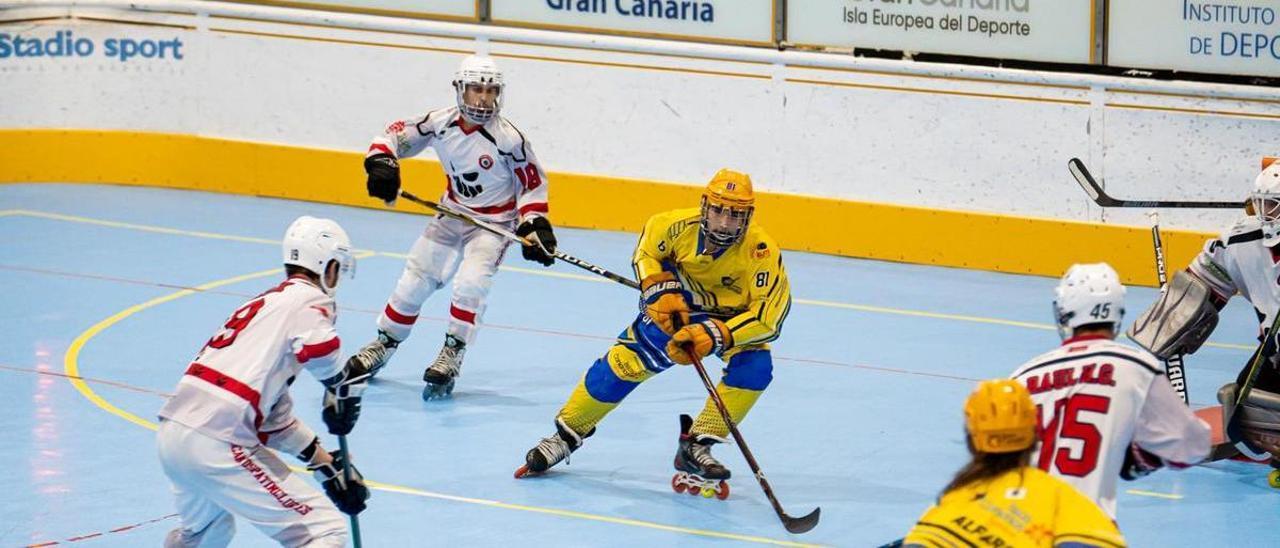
[904,467,1126,548]
[621,208,791,371]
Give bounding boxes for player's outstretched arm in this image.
[364,112,440,204]
[1132,374,1213,468]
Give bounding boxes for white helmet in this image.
[453,55,503,126]
[1251,157,1280,246]
[1052,263,1125,340]
[282,216,355,296]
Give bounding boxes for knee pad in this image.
[724,350,773,391]
[583,347,653,403]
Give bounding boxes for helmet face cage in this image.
[1253,162,1280,245]
[453,61,503,125]
[700,196,753,249]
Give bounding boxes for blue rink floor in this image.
[1,183,1275,547]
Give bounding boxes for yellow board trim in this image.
[0,128,1216,286]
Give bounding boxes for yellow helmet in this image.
[700,169,755,248]
[964,379,1037,454]
[704,168,755,209]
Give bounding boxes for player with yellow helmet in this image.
[515,169,791,499]
[902,379,1126,547]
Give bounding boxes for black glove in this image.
[309,449,369,515]
[322,364,368,436]
[364,154,400,203]
[1119,443,1164,481]
[515,216,557,267]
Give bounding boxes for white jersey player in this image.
[1143,157,1280,461]
[354,54,557,400]
[156,216,371,547]
[1010,263,1210,519]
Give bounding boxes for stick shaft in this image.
[1069,158,1240,209]
[337,435,363,548]
[398,191,639,290]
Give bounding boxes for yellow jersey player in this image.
[514,169,790,500]
[903,380,1126,548]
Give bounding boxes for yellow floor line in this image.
[60,268,817,545]
[10,208,1253,351]
[1125,489,1184,500]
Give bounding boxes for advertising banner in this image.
[1109,0,1280,77]
[238,0,477,20]
[787,0,1096,64]
[490,0,775,46]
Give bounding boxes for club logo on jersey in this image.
[753,242,770,259]
[720,276,742,293]
[449,162,483,198]
[478,154,494,170]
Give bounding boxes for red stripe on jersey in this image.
[296,337,340,364]
[455,116,482,135]
[445,185,517,214]
[186,363,264,430]
[518,202,548,216]
[1061,334,1111,350]
[368,143,393,157]
[384,304,418,325]
[450,304,477,325]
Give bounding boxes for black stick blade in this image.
[782,507,821,534]
[1067,158,1103,202]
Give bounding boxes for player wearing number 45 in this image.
[353,54,557,400]
[516,169,791,500]
[1010,263,1209,519]
[156,217,372,547]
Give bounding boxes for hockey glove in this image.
[322,362,370,436]
[516,216,557,266]
[667,319,731,365]
[364,153,401,204]
[309,449,369,515]
[1119,443,1164,481]
[641,272,691,335]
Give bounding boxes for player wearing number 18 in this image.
[1010,263,1209,519]
[516,169,791,500]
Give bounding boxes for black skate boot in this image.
[350,330,399,378]
[671,414,731,500]
[422,334,465,401]
[515,417,592,478]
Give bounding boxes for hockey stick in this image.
[398,191,640,290]
[1068,158,1241,209]
[685,348,821,534]
[1147,213,1190,404]
[337,434,363,548]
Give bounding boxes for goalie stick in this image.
[397,191,819,532]
[1147,212,1190,404]
[1208,311,1280,462]
[1068,158,1241,209]
[398,191,640,290]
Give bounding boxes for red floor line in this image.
[0,364,174,397]
[25,514,178,547]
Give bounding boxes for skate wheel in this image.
[515,465,530,479]
[1268,470,1280,489]
[715,480,730,501]
[700,486,715,498]
[688,486,701,497]
[671,474,686,493]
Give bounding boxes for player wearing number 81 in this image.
[516,169,791,498]
[1009,263,1210,519]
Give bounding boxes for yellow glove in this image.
[667,319,731,365]
[641,272,690,335]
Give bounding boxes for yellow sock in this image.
[690,382,763,438]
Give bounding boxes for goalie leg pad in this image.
[1127,270,1219,359]
[1219,383,1280,459]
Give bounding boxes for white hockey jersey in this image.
[1010,335,1211,518]
[158,277,343,449]
[368,106,549,225]
[1189,215,1277,331]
